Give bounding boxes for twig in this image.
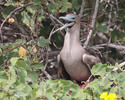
[41,70,52,79]
[0,2,4,6]
[84,0,99,47]
[79,0,85,18]
[48,14,65,40]
[92,43,125,51]
[0,3,33,42]
[112,61,125,72]
[48,27,62,40]
[119,61,125,67]
[49,14,64,26]
[48,26,56,40]
[34,5,41,38]
[108,4,113,30]
[48,24,67,40]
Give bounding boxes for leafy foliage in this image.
[0,0,125,100]
[0,51,125,100]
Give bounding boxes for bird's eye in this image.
[71,16,75,19]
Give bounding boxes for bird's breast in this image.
[60,49,90,81]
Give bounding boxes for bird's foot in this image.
[72,80,89,88]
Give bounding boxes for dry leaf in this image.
[33,55,39,63]
[18,46,28,58]
[33,47,37,53]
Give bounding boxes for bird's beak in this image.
[59,16,75,30]
[59,16,75,22]
[60,23,75,30]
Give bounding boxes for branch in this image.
[79,0,85,18]
[48,24,68,40]
[119,61,125,67]
[84,0,99,47]
[49,14,64,26]
[0,3,33,42]
[41,70,52,79]
[0,2,4,6]
[34,5,41,38]
[92,43,125,51]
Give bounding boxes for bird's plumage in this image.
[58,14,100,81]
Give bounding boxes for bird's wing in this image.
[82,54,100,70]
[57,54,70,80]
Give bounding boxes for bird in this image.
[57,14,100,82]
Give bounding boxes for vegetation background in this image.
[0,0,125,99]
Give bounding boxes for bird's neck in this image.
[63,23,81,50]
[70,23,80,43]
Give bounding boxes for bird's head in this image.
[59,14,76,22]
[59,14,80,29]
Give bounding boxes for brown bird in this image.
[58,14,100,82]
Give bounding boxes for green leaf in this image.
[59,1,72,13]
[4,1,17,6]
[119,88,125,97]
[0,71,8,79]
[21,11,35,32]
[112,29,125,42]
[38,8,45,22]
[117,72,125,87]
[1,6,15,18]
[30,63,45,70]
[97,24,108,33]
[99,78,112,89]
[38,36,50,47]
[47,3,56,14]
[46,93,56,100]
[27,71,38,85]
[61,96,72,100]
[10,57,19,66]
[72,0,79,10]
[15,84,32,97]
[16,39,26,44]
[36,81,46,98]
[0,55,6,67]
[91,63,107,77]
[17,68,27,83]
[87,79,100,91]
[5,65,17,91]
[71,88,89,100]
[34,0,44,5]
[16,59,27,69]
[107,71,118,80]
[22,11,31,26]
[0,92,5,99]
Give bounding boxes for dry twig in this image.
[79,0,85,18]
[41,70,52,79]
[92,43,125,51]
[84,0,99,47]
[119,61,125,67]
[49,14,64,26]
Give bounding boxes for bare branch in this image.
[41,70,52,79]
[119,61,125,67]
[0,2,4,6]
[49,14,64,26]
[48,26,56,40]
[79,0,86,18]
[84,0,99,47]
[48,24,67,40]
[92,43,125,51]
